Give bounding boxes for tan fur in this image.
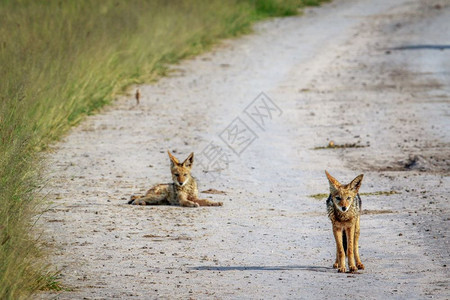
[128,151,222,207]
[325,171,364,273]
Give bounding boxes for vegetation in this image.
[313,141,367,150]
[0,0,329,298]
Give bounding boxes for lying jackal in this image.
[128,151,223,207]
[325,171,365,273]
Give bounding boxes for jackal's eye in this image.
[347,196,351,200]
[335,196,341,201]
[183,173,187,176]
[174,173,179,176]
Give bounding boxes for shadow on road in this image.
[191,265,333,272]
[388,44,450,50]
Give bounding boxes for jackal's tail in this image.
[128,194,141,204]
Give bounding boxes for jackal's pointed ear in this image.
[168,150,179,167]
[349,174,364,192]
[325,170,340,194]
[182,152,194,168]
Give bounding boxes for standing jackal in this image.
[128,151,223,207]
[325,171,365,273]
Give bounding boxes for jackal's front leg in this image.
[178,194,199,207]
[354,216,364,270]
[191,198,223,207]
[333,226,346,273]
[346,225,357,273]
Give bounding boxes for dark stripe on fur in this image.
[357,193,362,212]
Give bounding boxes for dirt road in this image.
[39,0,449,298]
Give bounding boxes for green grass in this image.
[0,0,329,298]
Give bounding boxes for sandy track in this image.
[39,0,449,299]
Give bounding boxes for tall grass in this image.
[0,0,329,298]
